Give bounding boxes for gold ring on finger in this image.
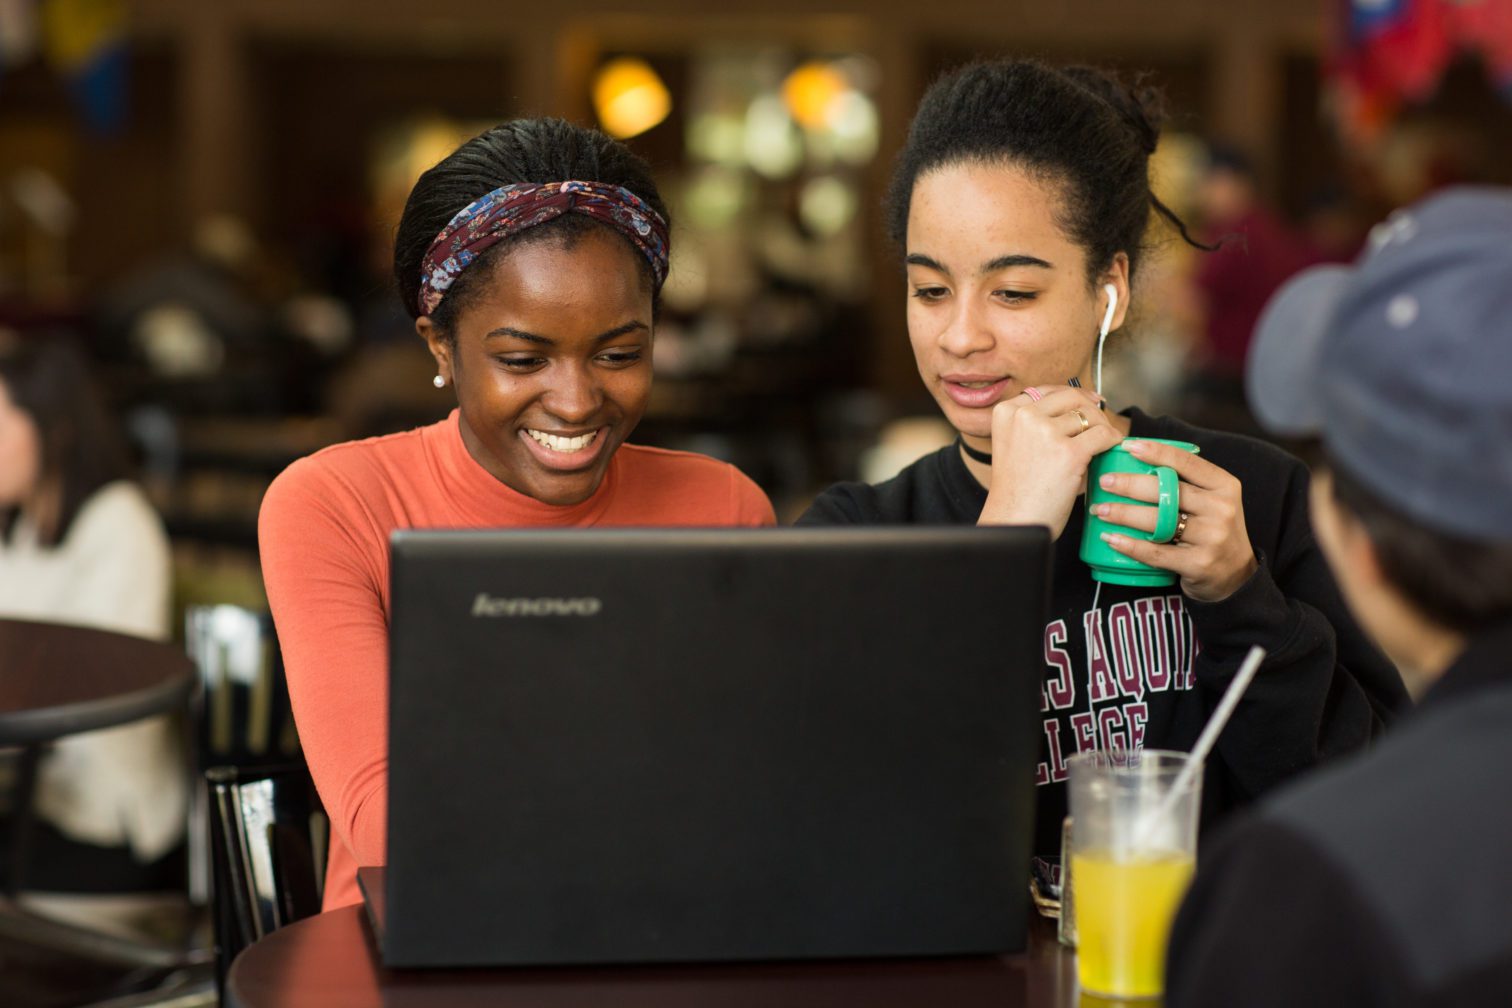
[1171,512,1190,544]
[1071,408,1089,433]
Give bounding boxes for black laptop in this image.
[368,526,1049,967]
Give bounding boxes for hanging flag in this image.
[1449,0,1512,99]
[41,0,127,134]
[1327,0,1512,145]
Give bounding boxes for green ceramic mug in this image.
[1079,438,1200,587]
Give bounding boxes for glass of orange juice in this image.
[1067,750,1201,1000]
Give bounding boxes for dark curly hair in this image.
[393,118,671,339]
[1329,456,1512,634]
[885,59,1208,286]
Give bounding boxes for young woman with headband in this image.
[798,60,1406,865]
[259,119,774,910]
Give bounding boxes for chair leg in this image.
[71,963,217,1008]
[4,743,41,896]
[0,902,215,968]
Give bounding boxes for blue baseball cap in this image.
[1246,186,1512,542]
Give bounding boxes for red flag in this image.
[1326,0,1512,146]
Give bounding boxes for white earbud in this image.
[1094,284,1119,395]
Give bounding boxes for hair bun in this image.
[1060,65,1164,157]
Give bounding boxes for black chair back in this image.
[183,604,303,906]
[185,605,300,769]
[205,763,324,999]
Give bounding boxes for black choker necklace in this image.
[958,438,992,465]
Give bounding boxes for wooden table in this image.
[0,617,201,969]
[226,904,1093,1008]
[0,617,196,746]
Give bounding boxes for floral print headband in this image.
[418,180,670,316]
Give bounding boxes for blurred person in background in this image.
[1182,143,1312,436]
[97,214,267,380]
[1168,186,1512,1007]
[798,59,1405,875]
[95,214,332,418]
[0,332,182,893]
[259,118,776,912]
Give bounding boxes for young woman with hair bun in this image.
[799,60,1406,865]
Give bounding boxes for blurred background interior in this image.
[6,0,1512,570]
[1,0,1511,1000]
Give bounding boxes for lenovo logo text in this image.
[471,594,603,617]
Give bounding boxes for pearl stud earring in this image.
[433,375,446,388]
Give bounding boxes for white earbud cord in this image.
[1087,288,1116,738]
[1095,285,1118,396]
[1085,578,1105,751]
[1094,331,1108,396]
[1086,285,1116,744]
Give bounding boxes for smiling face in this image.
[904,162,1129,450]
[420,227,653,506]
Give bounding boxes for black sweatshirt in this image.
[797,407,1408,859]
[1166,621,1512,1007]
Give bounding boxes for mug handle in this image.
[1151,466,1181,543]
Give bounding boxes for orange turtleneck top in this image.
[258,411,775,910]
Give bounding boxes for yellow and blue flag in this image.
[42,0,127,134]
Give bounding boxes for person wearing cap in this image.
[1165,186,1512,1006]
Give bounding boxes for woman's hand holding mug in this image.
[977,384,1122,539]
[1091,438,1258,601]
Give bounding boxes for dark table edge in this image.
[226,902,1070,1008]
[0,664,196,744]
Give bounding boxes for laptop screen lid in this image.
[381,526,1049,967]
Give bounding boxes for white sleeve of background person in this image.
[57,480,173,640]
[27,481,188,862]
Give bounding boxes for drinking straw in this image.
[1136,644,1267,844]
